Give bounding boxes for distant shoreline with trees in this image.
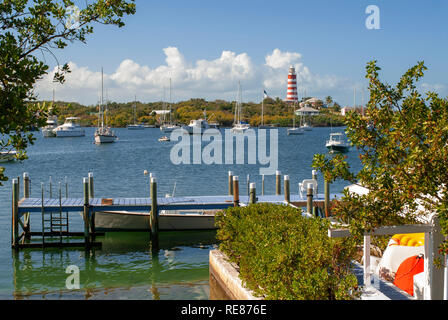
[40,97,346,128]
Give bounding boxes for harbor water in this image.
[0,127,361,299]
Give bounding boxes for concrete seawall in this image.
[209,249,262,300]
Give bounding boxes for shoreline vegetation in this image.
[38,97,346,128]
[215,203,359,300]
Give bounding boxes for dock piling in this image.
[49,176,52,198]
[261,174,265,196]
[228,171,233,196]
[284,175,290,203]
[88,172,94,199]
[23,173,31,238]
[150,176,159,250]
[58,182,63,242]
[306,183,314,215]
[23,172,30,198]
[12,179,19,249]
[88,173,96,241]
[65,176,68,198]
[233,176,239,207]
[41,182,44,245]
[83,177,91,249]
[324,180,330,217]
[246,174,250,197]
[249,182,256,204]
[275,170,281,195]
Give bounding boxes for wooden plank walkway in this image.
[18,193,343,215]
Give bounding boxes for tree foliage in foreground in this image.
[216,204,360,300]
[313,60,448,255]
[0,0,135,184]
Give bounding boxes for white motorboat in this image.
[42,116,58,137]
[160,124,180,132]
[95,68,117,144]
[183,118,210,134]
[300,122,313,131]
[326,132,350,153]
[158,136,170,142]
[94,210,218,231]
[127,124,145,130]
[54,117,85,137]
[231,122,250,133]
[231,82,250,133]
[0,150,17,163]
[287,127,304,135]
[183,110,211,134]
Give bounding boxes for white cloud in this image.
[420,83,447,93]
[35,47,354,105]
[265,48,302,69]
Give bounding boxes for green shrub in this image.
[215,203,360,300]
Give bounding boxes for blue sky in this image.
[37,0,448,106]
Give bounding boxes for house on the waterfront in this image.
[295,105,320,117]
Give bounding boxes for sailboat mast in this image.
[163,86,166,124]
[134,95,137,125]
[261,89,264,126]
[238,81,242,123]
[361,88,364,116]
[105,90,109,127]
[233,98,237,125]
[101,67,104,128]
[293,103,296,128]
[169,78,172,124]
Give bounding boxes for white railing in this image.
[328,215,446,300]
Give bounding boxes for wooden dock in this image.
[12,171,340,250]
[17,194,339,215]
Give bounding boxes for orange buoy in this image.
[393,254,424,296]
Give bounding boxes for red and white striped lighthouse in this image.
[285,66,298,103]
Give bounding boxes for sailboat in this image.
[287,103,304,135]
[160,78,180,133]
[95,68,117,143]
[299,108,313,131]
[42,90,58,137]
[231,82,250,133]
[127,96,144,130]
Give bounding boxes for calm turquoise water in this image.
[0,127,361,299]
